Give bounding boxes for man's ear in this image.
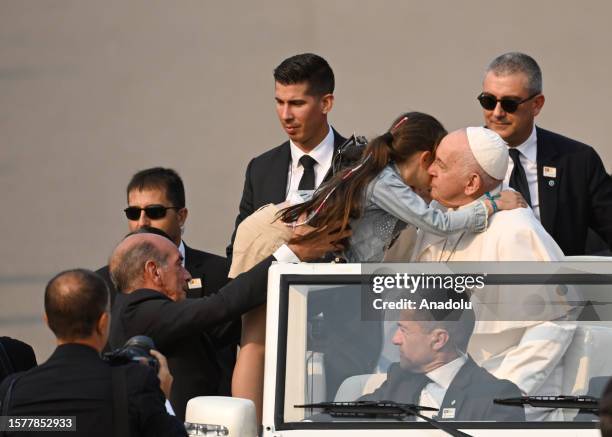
[144,260,162,285]
[464,173,482,196]
[177,207,188,228]
[43,312,49,329]
[532,94,545,117]
[320,94,334,115]
[430,329,450,351]
[97,312,110,337]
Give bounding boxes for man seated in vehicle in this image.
[359,291,525,422]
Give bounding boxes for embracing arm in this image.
[371,169,489,235]
[135,256,273,350]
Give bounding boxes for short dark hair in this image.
[274,53,334,96]
[126,167,185,208]
[45,269,109,340]
[124,225,173,241]
[486,52,543,95]
[402,289,475,353]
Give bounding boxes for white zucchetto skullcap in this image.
[465,127,509,180]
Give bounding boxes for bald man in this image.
[109,229,348,420]
[0,269,185,437]
[410,127,576,421]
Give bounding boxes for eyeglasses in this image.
[477,92,539,113]
[124,205,181,220]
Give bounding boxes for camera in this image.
[103,335,159,373]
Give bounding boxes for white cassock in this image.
[410,193,576,421]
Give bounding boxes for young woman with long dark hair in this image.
[230,112,525,420]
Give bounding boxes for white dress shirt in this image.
[502,125,540,220]
[178,240,186,267]
[285,125,335,201]
[417,355,467,419]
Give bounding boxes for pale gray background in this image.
[1,0,611,361]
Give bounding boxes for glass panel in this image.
[280,262,612,427]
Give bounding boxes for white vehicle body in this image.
[187,260,612,437]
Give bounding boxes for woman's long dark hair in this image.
[279,111,447,243]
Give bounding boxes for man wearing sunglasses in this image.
[96,167,238,399]
[478,51,612,256]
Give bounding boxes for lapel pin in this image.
[548,180,555,187]
[442,408,456,419]
[188,278,202,289]
[451,400,456,406]
[543,166,557,178]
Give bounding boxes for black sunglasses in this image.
[477,92,539,113]
[124,205,181,221]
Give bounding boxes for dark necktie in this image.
[298,155,317,190]
[399,372,433,421]
[508,148,532,207]
[407,372,432,405]
[389,369,432,405]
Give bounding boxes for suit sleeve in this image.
[227,159,255,259]
[585,147,612,249]
[129,366,187,437]
[486,380,526,422]
[202,257,241,347]
[371,169,488,235]
[131,256,273,350]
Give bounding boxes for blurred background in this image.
[1,0,611,361]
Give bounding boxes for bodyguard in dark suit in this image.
[108,229,347,421]
[97,167,239,396]
[226,55,375,415]
[360,296,525,422]
[227,53,346,259]
[0,269,185,437]
[361,359,524,422]
[479,52,612,255]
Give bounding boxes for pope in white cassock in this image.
[409,127,576,421]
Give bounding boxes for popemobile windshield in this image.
[184,259,612,437]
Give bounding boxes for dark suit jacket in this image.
[0,343,185,437]
[96,242,239,396]
[226,128,346,258]
[182,245,238,396]
[0,337,37,384]
[109,256,273,421]
[535,127,612,255]
[361,358,525,422]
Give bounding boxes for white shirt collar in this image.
[178,240,186,267]
[289,125,334,170]
[425,354,467,390]
[512,124,537,163]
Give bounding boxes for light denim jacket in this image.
[344,163,488,262]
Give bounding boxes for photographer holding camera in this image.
[0,269,186,437]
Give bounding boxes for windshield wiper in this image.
[494,395,599,412]
[296,401,473,437]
